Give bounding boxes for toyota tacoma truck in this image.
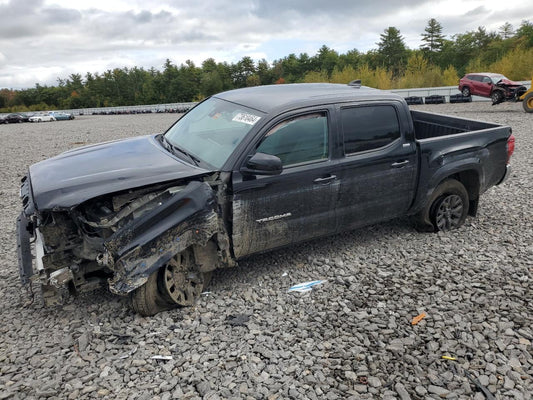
[17,83,515,315]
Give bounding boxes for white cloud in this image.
[0,0,531,88]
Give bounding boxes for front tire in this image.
[491,91,503,104]
[160,249,206,306]
[416,179,469,232]
[130,270,170,316]
[130,248,210,316]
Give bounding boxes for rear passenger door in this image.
[335,103,417,232]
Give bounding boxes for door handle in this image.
[313,175,336,184]
[391,160,409,168]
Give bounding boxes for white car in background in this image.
[29,113,56,123]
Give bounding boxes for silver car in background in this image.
[29,113,56,123]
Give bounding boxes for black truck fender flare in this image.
[410,160,482,217]
[105,181,222,295]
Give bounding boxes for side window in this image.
[256,113,328,166]
[482,76,492,83]
[341,105,400,154]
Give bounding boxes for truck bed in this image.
[411,110,501,139]
[409,110,512,216]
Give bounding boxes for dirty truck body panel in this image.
[410,111,510,214]
[17,83,513,308]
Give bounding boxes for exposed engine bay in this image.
[492,79,527,105]
[17,175,233,307]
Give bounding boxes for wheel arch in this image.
[427,163,481,203]
[448,169,480,216]
[105,181,222,295]
[192,237,223,273]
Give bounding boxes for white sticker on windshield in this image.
[232,113,261,125]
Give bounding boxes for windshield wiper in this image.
[173,145,200,167]
[162,136,200,166]
[160,135,172,152]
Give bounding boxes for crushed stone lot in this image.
[0,102,531,400]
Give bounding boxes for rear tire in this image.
[462,87,470,97]
[523,92,533,113]
[415,179,469,232]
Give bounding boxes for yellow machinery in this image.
[520,77,533,112]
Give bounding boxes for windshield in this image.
[164,97,264,168]
[490,75,507,84]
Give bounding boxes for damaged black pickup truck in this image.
[17,83,515,315]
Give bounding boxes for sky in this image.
[0,0,531,89]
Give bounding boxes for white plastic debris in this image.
[118,346,138,359]
[151,355,173,361]
[288,280,327,293]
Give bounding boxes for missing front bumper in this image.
[16,212,34,285]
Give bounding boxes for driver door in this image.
[231,110,338,258]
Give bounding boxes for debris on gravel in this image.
[0,102,531,399]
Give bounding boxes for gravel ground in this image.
[0,102,531,400]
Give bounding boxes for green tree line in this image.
[2,19,532,112]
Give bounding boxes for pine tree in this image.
[421,18,445,53]
[499,22,514,39]
[516,20,533,47]
[377,27,407,77]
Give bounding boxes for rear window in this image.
[341,105,401,154]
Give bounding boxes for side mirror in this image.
[240,152,282,176]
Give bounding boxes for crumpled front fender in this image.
[106,181,219,294]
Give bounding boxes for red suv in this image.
[458,73,527,104]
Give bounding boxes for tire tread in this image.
[130,272,165,316]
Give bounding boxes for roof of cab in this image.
[213,83,403,114]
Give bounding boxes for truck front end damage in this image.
[17,174,231,307]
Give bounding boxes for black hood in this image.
[29,135,211,211]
